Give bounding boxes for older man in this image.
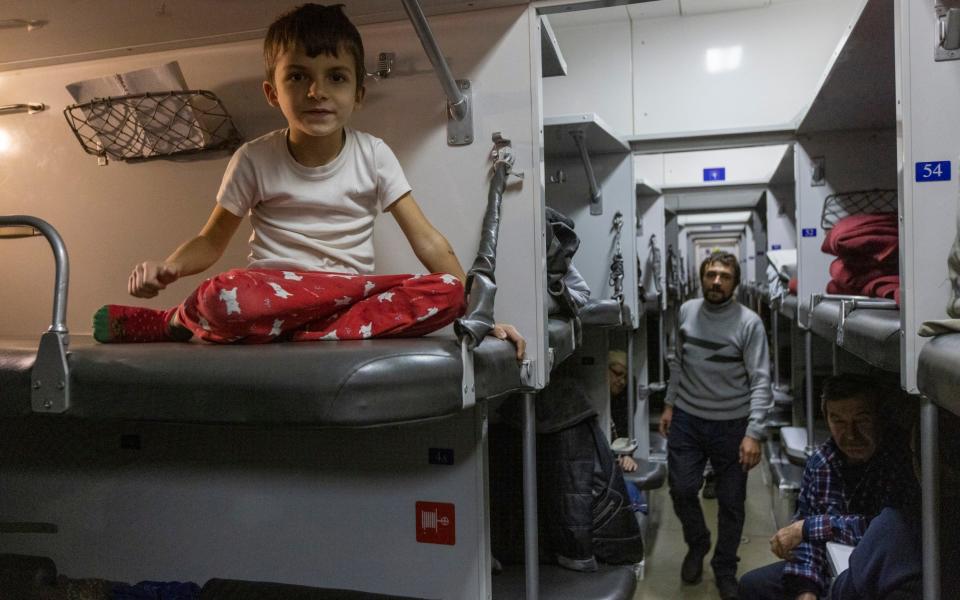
[739,375,918,600]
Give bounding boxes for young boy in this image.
[95,3,523,355]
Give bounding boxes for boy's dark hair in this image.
[699,251,741,287]
[819,373,885,417]
[264,4,366,90]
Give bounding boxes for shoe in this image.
[716,574,739,600]
[680,546,708,584]
[702,473,717,500]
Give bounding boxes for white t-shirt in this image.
[216,128,411,274]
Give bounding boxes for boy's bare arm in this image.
[388,194,466,281]
[389,194,525,359]
[129,205,243,298]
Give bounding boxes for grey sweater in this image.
[665,297,772,440]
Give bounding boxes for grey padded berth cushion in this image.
[809,299,900,372]
[0,334,522,426]
[809,299,841,342]
[579,299,628,328]
[918,333,960,418]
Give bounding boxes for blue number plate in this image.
[802,228,817,238]
[703,167,726,182]
[915,161,951,182]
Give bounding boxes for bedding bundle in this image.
[822,212,900,305]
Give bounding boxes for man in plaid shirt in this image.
[739,375,918,599]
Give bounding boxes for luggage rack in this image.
[820,188,897,229]
[63,90,243,164]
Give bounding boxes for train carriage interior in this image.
[1,0,959,598]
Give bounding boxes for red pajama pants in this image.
[171,268,465,344]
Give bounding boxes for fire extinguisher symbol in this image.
[416,501,455,545]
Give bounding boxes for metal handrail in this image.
[400,0,467,121]
[0,216,68,333]
[0,103,46,115]
[0,215,71,414]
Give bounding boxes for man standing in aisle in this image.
[660,251,772,600]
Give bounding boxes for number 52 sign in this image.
[915,161,951,182]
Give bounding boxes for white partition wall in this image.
[896,0,960,393]
[767,144,798,253]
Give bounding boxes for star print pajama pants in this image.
[170,268,466,344]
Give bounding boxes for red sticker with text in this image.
[416,501,456,545]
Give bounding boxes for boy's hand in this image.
[491,323,525,361]
[129,261,181,298]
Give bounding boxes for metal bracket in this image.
[369,52,395,79]
[491,131,523,179]
[569,129,603,215]
[447,80,474,146]
[936,5,960,61]
[32,331,70,413]
[461,338,476,409]
[520,357,537,388]
[811,156,826,187]
[837,298,856,347]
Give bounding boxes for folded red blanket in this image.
[828,258,898,292]
[826,264,900,305]
[822,212,899,263]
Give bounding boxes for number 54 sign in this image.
[915,161,951,182]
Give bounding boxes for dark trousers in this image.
[667,406,749,577]
[738,561,787,599]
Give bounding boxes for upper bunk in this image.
[785,0,902,374]
[543,113,640,330]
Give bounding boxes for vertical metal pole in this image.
[804,328,815,455]
[921,399,940,600]
[626,333,636,441]
[831,343,840,376]
[772,306,781,390]
[522,391,539,600]
[658,299,666,383]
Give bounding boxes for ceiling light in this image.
[705,45,742,74]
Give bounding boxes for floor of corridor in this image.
[633,466,778,599]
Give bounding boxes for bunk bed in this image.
[0,134,640,600]
[808,295,900,373]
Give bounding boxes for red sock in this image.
[93,305,179,343]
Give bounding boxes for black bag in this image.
[490,377,644,570]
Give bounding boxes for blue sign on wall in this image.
[802,228,817,238]
[703,167,726,182]
[772,244,782,250]
[915,161,951,182]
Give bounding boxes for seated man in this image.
[829,407,960,600]
[739,374,918,600]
